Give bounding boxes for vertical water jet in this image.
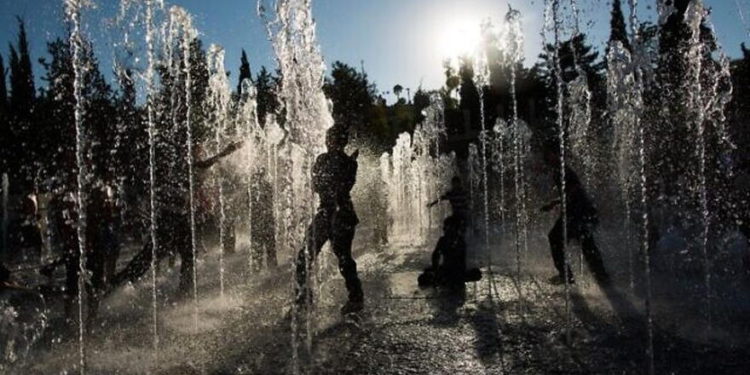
[64,0,88,372]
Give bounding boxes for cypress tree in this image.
[255,66,279,126]
[8,18,36,188]
[9,17,35,121]
[0,55,7,111]
[38,38,75,183]
[237,49,252,95]
[0,55,7,174]
[608,0,631,52]
[38,36,114,185]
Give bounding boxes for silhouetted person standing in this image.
[84,185,117,324]
[295,126,363,315]
[41,187,116,326]
[55,191,81,321]
[541,149,609,285]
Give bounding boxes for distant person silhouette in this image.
[418,215,481,289]
[40,186,118,326]
[83,184,118,324]
[14,193,43,263]
[52,190,81,321]
[295,125,363,315]
[540,148,609,286]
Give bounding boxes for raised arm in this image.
[431,240,443,270]
[195,141,244,169]
[540,199,562,212]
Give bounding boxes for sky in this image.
[0,0,749,103]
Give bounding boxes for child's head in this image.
[326,125,349,151]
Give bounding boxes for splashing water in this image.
[617,1,654,371]
[608,36,638,291]
[145,0,162,365]
[207,44,231,298]
[543,0,573,343]
[4,0,747,373]
[65,0,90,372]
[238,79,261,272]
[505,6,527,308]
[180,6,200,339]
[685,0,712,332]
[474,22,495,300]
[683,0,734,335]
[259,0,333,371]
[382,94,456,245]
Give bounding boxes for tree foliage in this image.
[254,66,279,126]
[608,0,631,53]
[237,49,252,95]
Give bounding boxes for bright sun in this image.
[437,18,483,60]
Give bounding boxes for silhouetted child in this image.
[295,126,363,315]
[540,147,609,286]
[428,176,469,230]
[16,193,43,262]
[418,216,481,289]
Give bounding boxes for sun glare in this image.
[437,18,483,60]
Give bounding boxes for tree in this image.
[457,57,481,131]
[0,54,8,174]
[237,49,252,95]
[608,0,631,53]
[393,84,403,102]
[0,54,6,112]
[412,88,431,123]
[7,17,36,189]
[539,34,605,137]
[113,63,146,205]
[8,17,35,121]
[254,66,279,126]
[37,38,73,186]
[323,61,377,139]
[189,38,211,142]
[729,44,750,177]
[37,36,115,188]
[651,0,728,203]
[443,60,460,104]
[541,34,604,86]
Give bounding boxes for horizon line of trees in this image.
[0,1,749,200]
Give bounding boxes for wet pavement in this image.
[6,229,750,374]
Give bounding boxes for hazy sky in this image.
[0,0,748,102]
